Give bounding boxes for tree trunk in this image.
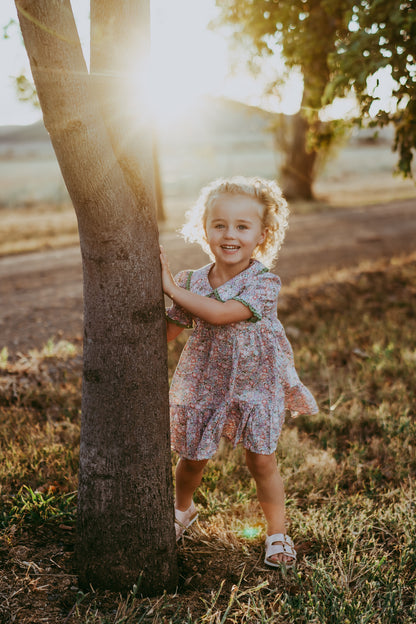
[153,131,166,222]
[90,0,166,222]
[275,112,317,200]
[15,0,177,594]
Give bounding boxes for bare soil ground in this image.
[1,197,415,356]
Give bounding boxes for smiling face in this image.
[204,193,266,272]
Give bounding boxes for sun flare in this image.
[148,63,202,130]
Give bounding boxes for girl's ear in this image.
[257,228,268,246]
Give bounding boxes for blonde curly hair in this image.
[180,176,289,268]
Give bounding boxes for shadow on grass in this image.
[1,252,416,622]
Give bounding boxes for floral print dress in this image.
[166,259,318,460]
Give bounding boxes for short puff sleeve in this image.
[166,270,193,328]
[232,271,280,323]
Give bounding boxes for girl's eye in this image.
[237,225,247,230]
[215,224,225,229]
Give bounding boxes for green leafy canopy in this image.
[215,0,416,177]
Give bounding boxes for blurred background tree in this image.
[215,0,415,199]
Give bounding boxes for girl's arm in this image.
[170,288,251,325]
[160,247,252,326]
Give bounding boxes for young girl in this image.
[160,176,318,568]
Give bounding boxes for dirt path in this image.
[1,198,415,355]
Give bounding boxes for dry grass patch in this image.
[0,202,79,256]
[0,253,415,622]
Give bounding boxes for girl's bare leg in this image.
[175,457,208,511]
[245,449,292,564]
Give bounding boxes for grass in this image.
[0,253,415,623]
[0,201,79,256]
[0,198,336,257]
[2,177,416,257]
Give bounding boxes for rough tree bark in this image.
[15,0,178,594]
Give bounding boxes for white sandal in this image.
[175,501,198,541]
[264,533,297,569]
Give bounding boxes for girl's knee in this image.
[179,457,208,475]
[245,450,278,479]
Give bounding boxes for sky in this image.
[1,0,300,128]
[0,1,394,129]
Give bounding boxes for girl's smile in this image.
[205,193,266,274]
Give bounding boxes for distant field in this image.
[0,140,415,258]
[0,156,68,206]
[1,100,415,210]
[0,104,415,257]
[1,136,415,208]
